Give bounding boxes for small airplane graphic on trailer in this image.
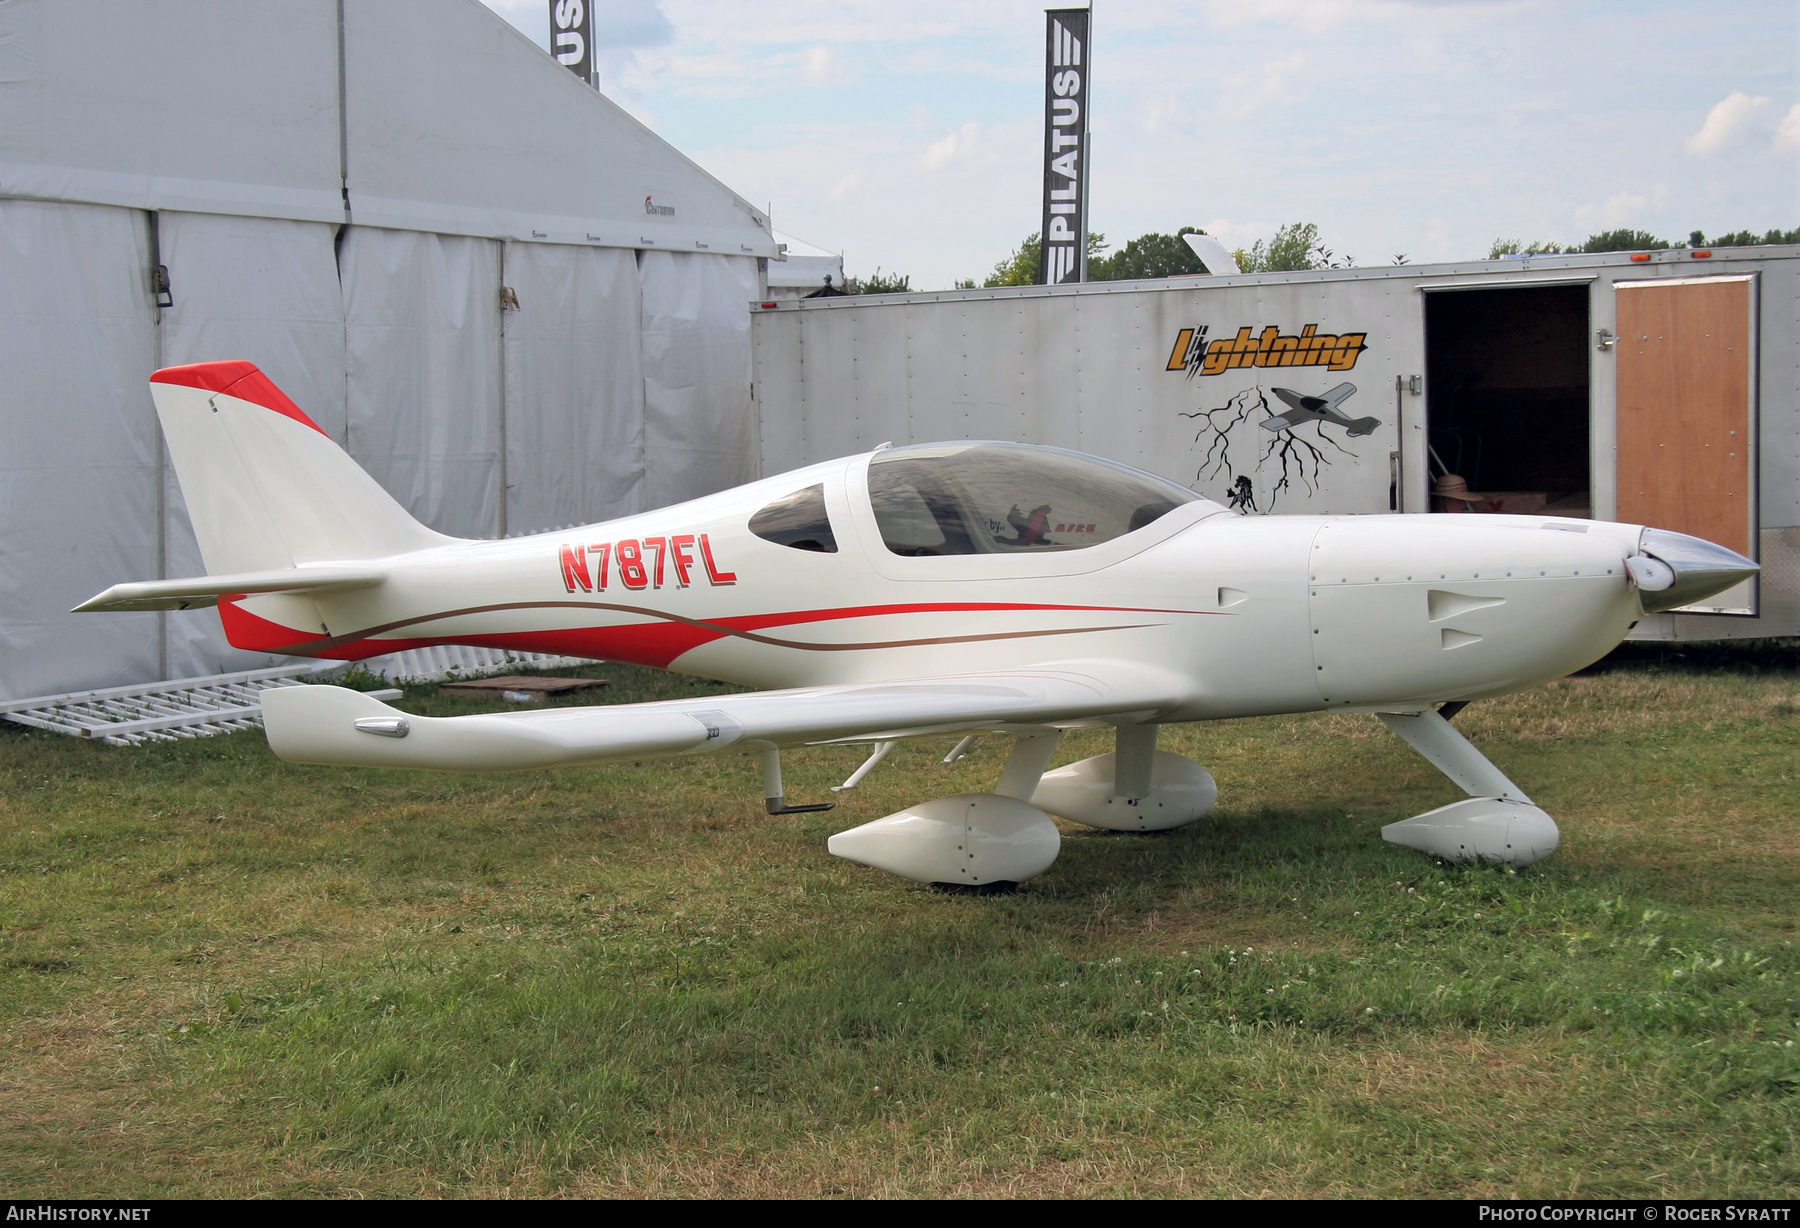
[76,361,1757,891]
[1264,382,1381,437]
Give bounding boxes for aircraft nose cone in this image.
[1635,528,1759,613]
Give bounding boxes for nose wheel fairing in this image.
[1376,707,1558,867]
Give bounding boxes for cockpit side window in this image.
[866,442,1203,557]
[749,484,838,553]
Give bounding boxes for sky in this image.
[481,0,1799,290]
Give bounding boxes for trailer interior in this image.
[1424,284,1590,517]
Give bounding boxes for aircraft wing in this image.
[1320,382,1357,409]
[260,661,1189,772]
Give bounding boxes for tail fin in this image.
[1345,416,1381,438]
[150,361,453,574]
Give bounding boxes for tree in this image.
[1693,227,1800,247]
[1487,238,1565,259]
[851,268,911,294]
[981,231,1109,287]
[1576,229,1669,253]
[1233,222,1341,273]
[1089,227,1209,280]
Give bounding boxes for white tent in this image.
[768,232,848,299]
[0,0,777,701]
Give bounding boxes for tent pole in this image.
[149,209,168,681]
[496,241,509,539]
[335,0,349,220]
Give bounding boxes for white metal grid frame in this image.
[0,648,598,747]
[0,664,331,746]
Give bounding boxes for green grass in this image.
[2,657,1797,1197]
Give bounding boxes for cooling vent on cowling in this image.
[1427,590,1505,622]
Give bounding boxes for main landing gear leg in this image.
[1376,708,1559,866]
[994,730,1062,799]
[1028,724,1218,832]
[761,747,836,815]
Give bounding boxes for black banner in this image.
[549,0,594,85]
[1039,8,1090,285]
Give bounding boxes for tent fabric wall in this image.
[0,0,777,703]
[0,214,762,703]
[156,211,348,678]
[0,0,774,254]
[0,0,344,224]
[501,243,647,534]
[341,227,503,541]
[340,0,774,253]
[638,252,759,509]
[0,199,159,700]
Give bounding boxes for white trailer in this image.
[751,246,1800,641]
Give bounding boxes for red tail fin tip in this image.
[150,361,326,437]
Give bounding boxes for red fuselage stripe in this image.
[218,598,1218,668]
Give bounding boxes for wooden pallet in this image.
[437,675,608,700]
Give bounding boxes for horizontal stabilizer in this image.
[1345,416,1381,437]
[260,661,1189,772]
[74,564,385,613]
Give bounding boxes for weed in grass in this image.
[1,658,1797,1196]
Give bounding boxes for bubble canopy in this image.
[866,442,1209,557]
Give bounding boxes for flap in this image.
[260,660,1189,772]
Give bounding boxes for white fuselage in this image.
[228,451,1646,718]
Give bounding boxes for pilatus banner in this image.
[549,0,594,85]
[1040,8,1090,285]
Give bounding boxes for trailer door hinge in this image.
[1596,328,1616,351]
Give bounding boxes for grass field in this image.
[3,652,1798,1198]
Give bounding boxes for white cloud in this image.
[1198,218,1275,247]
[1220,51,1309,119]
[801,44,850,88]
[1574,185,1670,230]
[481,0,1800,288]
[1145,92,1182,137]
[1776,103,1800,153]
[1686,90,1770,155]
[923,121,984,171]
[1201,0,1529,35]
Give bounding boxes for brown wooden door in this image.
[1616,276,1754,555]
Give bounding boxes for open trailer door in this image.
[1615,275,1757,615]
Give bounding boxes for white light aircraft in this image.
[79,361,1758,890]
